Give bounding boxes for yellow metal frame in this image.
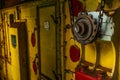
[97,40,116,76]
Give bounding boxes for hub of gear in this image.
[72,12,99,44]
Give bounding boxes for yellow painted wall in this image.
[1,1,57,80]
[21,5,39,80]
[64,1,82,80]
[9,28,21,80]
[0,0,120,80]
[1,8,21,80]
[0,7,22,80]
[78,0,99,11]
[39,6,56,80]
[1,2,40,80]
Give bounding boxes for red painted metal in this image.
[31,33,36,47]
[71,0,83,16]
[33,60,37,74]
[70,45,80,62]
[75,70,102,80]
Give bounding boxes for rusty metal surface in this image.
[72,13,99,44]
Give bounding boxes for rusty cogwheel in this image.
[72,13,99,44]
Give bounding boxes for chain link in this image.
[98,0,105,29]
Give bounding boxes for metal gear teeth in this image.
[72,12,99,44]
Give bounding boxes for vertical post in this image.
[36,6,41,79]
[56,0,62,79]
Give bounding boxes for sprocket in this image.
[72,12,99,44]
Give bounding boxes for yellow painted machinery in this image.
[74,41,116,80]
[65,0,116,80]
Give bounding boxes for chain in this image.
[98,0,105,25]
